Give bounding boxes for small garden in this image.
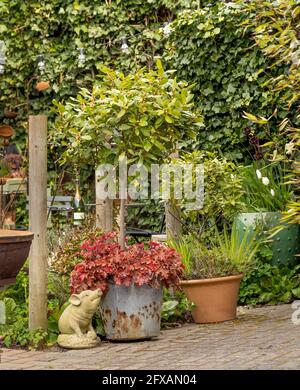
[0,0,299,350]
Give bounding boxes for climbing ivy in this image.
[0,0,189,155]
[0,0,189,196]
[0,0,296,175]
[163,1,294,159]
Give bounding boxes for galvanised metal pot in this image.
[100,283,163,341]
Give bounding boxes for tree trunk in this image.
[119,198,126,249]
[95,167,113,232]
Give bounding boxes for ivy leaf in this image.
[81,135,92,141]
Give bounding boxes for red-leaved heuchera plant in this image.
[70,232,183,294]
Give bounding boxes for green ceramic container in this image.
[234,212,300,266]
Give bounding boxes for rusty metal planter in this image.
[0,230,34,287]
[100,283,163,341]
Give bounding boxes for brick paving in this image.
[0,304,299,370]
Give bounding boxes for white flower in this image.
[285,142,294,155]
[262,177,270,186]
[291,49,300,66]
[256,169,262,179]
[270,189,275,196]
[290,39,300,50]
[163,23,172,37]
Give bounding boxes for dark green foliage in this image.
[0,269,28,304]
[0,0,182,198]
[239,243,300,305]
[126,200,165,233]
[239,263,300,305]
[161,288,194,325]
[0,272,49,348]
[0,0,181,124]
[0,269,64,348]
[0,297,47,349]
[0,0,294,167]
[163,1,292,159]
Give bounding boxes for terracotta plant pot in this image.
[36,81,50,92]
[0,229,34,287]
[180,274,243,323]
[0,124,14,138]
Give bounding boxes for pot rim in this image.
[0,229,34,244]
[107,280,162,290]
[180,273,243,286]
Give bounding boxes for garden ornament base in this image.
[0,229,33,287]
[58,289,102,349]
[57,333,101,349]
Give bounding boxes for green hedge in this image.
[0,0,184,196]
[0,1,295,168]
[163,1,294,160]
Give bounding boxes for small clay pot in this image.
[36,81,50,92]
[4,109,17,119]
[0,124,14,138]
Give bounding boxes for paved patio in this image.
[0,304,299,370]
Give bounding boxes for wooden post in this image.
[95,167,113,232]
[28,115,48,330]
[165,202,181,242]
[165,149,181,242]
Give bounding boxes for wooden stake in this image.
[165,149,181,242]
[118,198,126,250]
[95,167,113,232]
[165,202,181,242]
[28,115,48,330]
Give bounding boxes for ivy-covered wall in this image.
[0,0,294,166]
[164,1,294,160]
[0,0,186,151]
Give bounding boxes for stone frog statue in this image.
[57,289,102,349]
